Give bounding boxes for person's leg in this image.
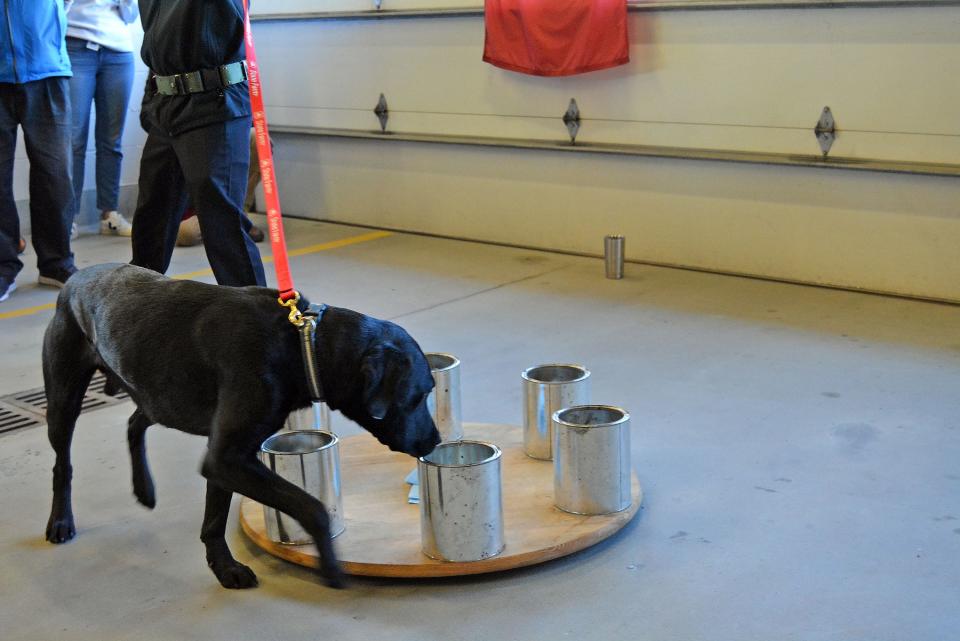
[20,77,74,280]
[173,118,266,287]
[176,204,203,247]
[130,129,187,275]
[242,129,266,243]
[66,39,97,226]
[243,128,258,212]
[93,47,135,234]
[0,83,24,293]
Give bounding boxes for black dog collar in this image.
[298,303,328,403]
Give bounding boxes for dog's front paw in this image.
[210,559,259,589]
[320,559,347,589]
[45,514,76,544]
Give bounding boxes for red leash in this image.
[242,3,325,410]
[242,1,298,305]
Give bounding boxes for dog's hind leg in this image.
[200,482,258,589]
[42,310,97,544]
[128,409,157,509]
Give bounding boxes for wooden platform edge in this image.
[239,481,643,579]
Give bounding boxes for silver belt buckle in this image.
[159,74,184,95]
[218,61,247,87]
[183,71,205,93]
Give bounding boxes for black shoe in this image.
[248,225,264,243]
[38,265,78,289]
[0,275,14,302]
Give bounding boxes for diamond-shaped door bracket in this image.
[374,93,389,133]
[562,98,581,145]
[814,106,836,157]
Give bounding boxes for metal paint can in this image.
[604,235,625,279]
[418,440,504,562]
[283,401,332,432]
[553,405,632,515]
[522,364,591,460]
[259,430,345,544]
[425,352,463,442]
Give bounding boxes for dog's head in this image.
[319,308,441,458]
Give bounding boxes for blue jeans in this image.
[67,38,134,217]
[0,77,75,280]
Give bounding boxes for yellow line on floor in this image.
[0,301,56,320]
[287,230,393,257]
[173,230,394,280]
[0,230,394,321]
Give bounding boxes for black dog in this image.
[42,263,440,588]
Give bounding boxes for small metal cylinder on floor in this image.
[283,401,331,432]
[604,235,625,279]
[259,430,345,544]
[553,405,632,515]
[418,441,505,562]
[522,364,591,460]
[425,352,464,442]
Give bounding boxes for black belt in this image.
[153,61,247,96]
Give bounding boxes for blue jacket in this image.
[0,0,72,83]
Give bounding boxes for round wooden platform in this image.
[240,423,642,578]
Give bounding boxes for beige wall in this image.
[254,5,960,301]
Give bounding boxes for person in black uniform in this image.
[131,0,265,287]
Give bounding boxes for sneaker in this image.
[71,222,79,240]
[38,265,78,289]
[100,210,133,237]
[0,276,14,302]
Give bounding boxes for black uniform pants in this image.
[131,116,266,287]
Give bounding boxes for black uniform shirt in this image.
[138,0,251,136]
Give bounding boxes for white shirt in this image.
[65,0,139,53]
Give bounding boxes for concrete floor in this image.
[1,217,959,641]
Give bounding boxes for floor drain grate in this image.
[0,372,132,437]
[13,388,48,412]
[87,373,130,400]
[0,403,43,435]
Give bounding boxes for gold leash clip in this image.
[278,291,306,328]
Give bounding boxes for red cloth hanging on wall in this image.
[483,0,629,77]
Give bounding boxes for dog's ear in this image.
[360,345,404,420]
